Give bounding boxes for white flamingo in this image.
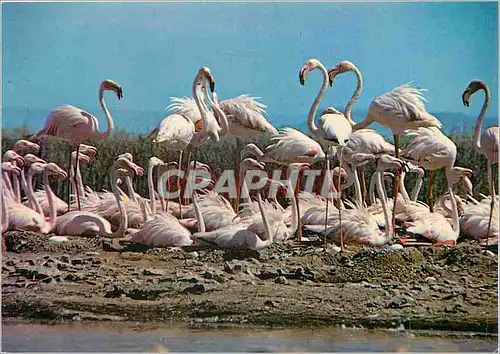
[462,79,499,239]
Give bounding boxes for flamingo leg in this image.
[234,138,242,211]
[338,148,346,253]
[183,148,192,205]
[67,147,73,212]
[74,145,82,211]
[295,172,303,243]
[428,169,435,213]
[487,162,495,242]
[177,150,183,219]
[391,134,400,236]
[433,239,457,247]
[324,156,329,250]
[359,166,367,207]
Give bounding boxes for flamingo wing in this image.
[220,95,278,136]
[37,105,99,142]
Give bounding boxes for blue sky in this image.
[2,2,498,133]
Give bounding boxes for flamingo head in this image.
[71,151,91,165]
[327,60,357,87]
[462,80,486,107]
[14,140,40,154]
[240,157,266,172]
[1,161,22,176]
[29,162,47,176]
[190,161,211,174]
[288,162,311,174]
[240,143,264,161]
[149,157,165,168]
[199,67,215,92]
[299,59,322,86]
[46,163,68,181]
[3,150,25,168]
[101,79,123,100]
[114,157,144,177]
[118,152,134,162]
[79,144,98,158]
[23,154,46,166]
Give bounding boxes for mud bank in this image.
[2,231,498,334]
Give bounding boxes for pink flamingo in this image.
[43,157,143,237]
[36,79,123,211]
[462,79,499,239]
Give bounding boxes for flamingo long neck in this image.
[192,75,211,136]
[125,176,137,203]
[96,87,115,139]
[473,84,490,153]
[1,188,8,232]
[369,171,377,205]
[28,169,44,216]
[75,160,86,199]
[256,192,273,245]
[147,162,157,216]
[445,168,460,234]
[12,173,21,203]
[411,173,424,202]
[192,191,206,233]
[69,158,79,203]
[106,169,128,238]
[437,193,453,216]
[344,66,363,126]
[210,96,229,136]
[20,169,32,209]
[285,177,299,234]
[353,165,363,206]
[376,169,393,238]
[43,168,57,230]
[399,171,410,202]
[2,172,14,199]
[307,63,329,136]
[236,164,251,212]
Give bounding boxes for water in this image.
[1,321,496,352]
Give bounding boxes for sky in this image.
[2,1,498,133]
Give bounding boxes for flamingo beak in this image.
[462,90,470,107]
[299,66,308,86]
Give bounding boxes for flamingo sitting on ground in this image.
[3,150,25,202]
[36,79,123,211]
[462,79,499,239]
[43,157,143,237]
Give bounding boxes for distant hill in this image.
[2,106,497,137]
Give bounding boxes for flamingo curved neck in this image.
[192,74,211,136]
[210,96,229,136]
[43,169,57,230]
[106,168,128,238]
[307,62,329,136]
[375,169,393,238]
[192,191,206,233]
[399,171,410,202]
[411,173,423,202]
[75,160,86,199]
[353,165,363,206]
[28,170,44,216]
[256,192,273,245]
[20,170,32,208]
[445,168,460,234]
[12,175,21,203]
[344,66,363,127]
[96,87,114,139]
[2,172,14,198]
[1,188,8,231]
[147,162,157,216]
[473,84,491,153]
[125,176,137,203]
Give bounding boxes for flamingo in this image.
[13,140,40,155]
[462,79,499,239]
[401,127,457,212]
[299,58,352,250]
[328,61,442,234]
[130,157,194,247]
[36,79,123,211]
[3,162,50,233]
[43,157,143,237]
[148,67,224,217]
[3,150,25,202]
[192,158,279,250]
[2,162,23,253]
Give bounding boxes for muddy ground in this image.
[1,231,498,335]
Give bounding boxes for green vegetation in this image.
[1,127,495,204]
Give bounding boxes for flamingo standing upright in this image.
[328,61,443,232]
[299,58,352,251]
[36,79,123,211]
[462,80,499,239]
